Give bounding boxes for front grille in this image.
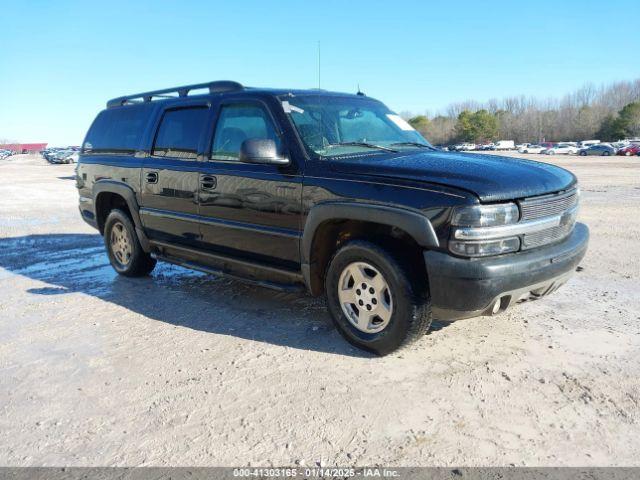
[519,188,579,250]
[519,188,578,221]
[522,223,574,249]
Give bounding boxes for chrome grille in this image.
[519,188,579,250]
[519,189,578,221]
[522,223,574,249]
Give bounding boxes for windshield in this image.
[281,95,432,157]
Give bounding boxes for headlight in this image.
[450,203,521,257]
[451,203,519,227]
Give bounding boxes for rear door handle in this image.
[145,172,158,184]
[201,175,217,190]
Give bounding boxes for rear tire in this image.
[580,151,587,156]
[603,151,610,156]
[104,209,156,277]
[325,240,431,355]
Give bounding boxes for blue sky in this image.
[1,0,638,146]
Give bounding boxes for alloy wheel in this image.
[110,222,133,267]
[337,261,393,333]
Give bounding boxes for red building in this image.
[0,143,48,154]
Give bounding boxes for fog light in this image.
[449,237,520,257]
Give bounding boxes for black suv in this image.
[77,80,588,355]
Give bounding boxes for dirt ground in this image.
[0,152,639,467]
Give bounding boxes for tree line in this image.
[404,78,640,145]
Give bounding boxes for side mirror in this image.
[239,139,289,165]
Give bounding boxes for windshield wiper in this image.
[389,142,436,150]
[326,142,399,153]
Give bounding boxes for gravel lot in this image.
[0,152,639,467]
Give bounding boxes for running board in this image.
[151,241,305,293]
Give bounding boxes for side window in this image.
[83,104,153,155]
[211,104,280,161]
[152,107,209,159]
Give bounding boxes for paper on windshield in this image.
[281,101,304,114]
[386,114,415,131]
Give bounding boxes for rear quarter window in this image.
[83,104,154,155]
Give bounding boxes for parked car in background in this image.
[518,144,546,154]
[57,150,77,164]
[0,149,14,160]
[617,144,640,156]
[458,143,476,151]
[494,140,515,150]
[477,143,495,151]
[579,144,615,156]
[42,148,78,163]
[577,140,601,149]
[49,149,71,163]
[42,148,62,162]
[544,144,579,155]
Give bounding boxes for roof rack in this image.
[106,80,244,108]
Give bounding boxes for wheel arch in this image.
[93,180,151,252]
[301,202,439,295]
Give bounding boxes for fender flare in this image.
[301,202,439,294]
[93,180,151,252]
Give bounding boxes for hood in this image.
[330,150,576,202]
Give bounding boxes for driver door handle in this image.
[201,175,217,190]
[145,172,158,184]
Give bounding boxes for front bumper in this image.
[424,222,589,320]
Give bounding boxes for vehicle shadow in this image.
[0,234,376,357]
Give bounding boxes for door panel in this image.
[197,101,303,268]
[139,159,200,245]
[138,105,210,245]
[198,165,302,266]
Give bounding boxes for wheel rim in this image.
[110,222,133,267]
[337,261,393,333]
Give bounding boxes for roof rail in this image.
[106,80,244,108]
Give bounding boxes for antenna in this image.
[317,41,321,89]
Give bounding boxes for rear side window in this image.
[83,105,153,155]
[152,107,209,159]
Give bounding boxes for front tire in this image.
[104,209,156,277]
[325,241,431,355]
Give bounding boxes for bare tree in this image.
[407,78,640,144]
